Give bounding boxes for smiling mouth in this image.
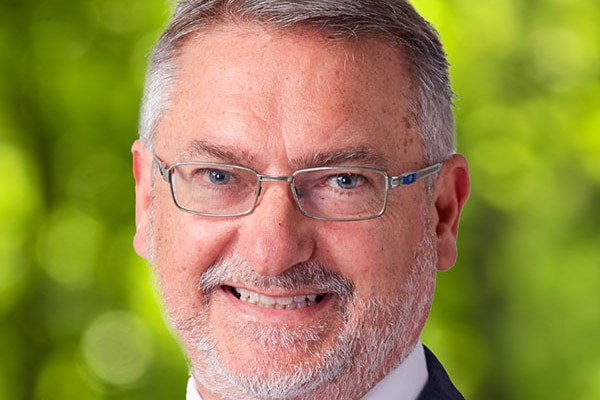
[227,286,326,310]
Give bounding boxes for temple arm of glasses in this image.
[153,155,171,182]
[389,162,442,188]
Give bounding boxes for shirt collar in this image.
[186,373,201,400]
[186,342,428,400]
[361,342,428,400]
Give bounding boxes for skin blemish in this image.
[402,117,412,130]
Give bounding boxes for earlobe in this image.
[132,140,152,259]
[433,154,470,271]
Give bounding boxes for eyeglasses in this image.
[153,155,441,221]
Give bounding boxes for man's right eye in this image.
[207,169,231,185]
[188,168,233,186]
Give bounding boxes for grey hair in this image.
[139,0,455,163]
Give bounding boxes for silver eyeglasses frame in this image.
[153,154,442,221]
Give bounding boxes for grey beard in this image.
[147,179,438,399]
[173,231,436,400]
[175,257,354,398]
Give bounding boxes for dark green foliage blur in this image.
[0,0,598,399]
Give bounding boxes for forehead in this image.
[155,23,422,170]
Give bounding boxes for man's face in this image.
[133,23,467,400]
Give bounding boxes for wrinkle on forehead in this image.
[157,23,420,174]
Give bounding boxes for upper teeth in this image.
[234,288,319,310]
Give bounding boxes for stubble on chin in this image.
[145,188,438,400]
[177,257,356,399]
[170,229,436,400]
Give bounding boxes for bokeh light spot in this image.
[530,26,592,90]
[34,349,101,400]
[0,142,40,223]
[82,311,154,387]
[36,208,104,289]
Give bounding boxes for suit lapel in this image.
[416,347,465,400]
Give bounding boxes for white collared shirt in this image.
[186,343,428,400]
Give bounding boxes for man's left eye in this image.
[332,173,364,189]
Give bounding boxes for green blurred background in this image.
[0,0,598,399]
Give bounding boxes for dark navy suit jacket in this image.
[416,347,465,400]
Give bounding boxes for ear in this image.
[132,140,153,260]
[432,154,470,271]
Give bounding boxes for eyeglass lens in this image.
[169,163,387,219]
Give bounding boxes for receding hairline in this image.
[141,1,455,163]
[173,19,418,84]
[151,18,423,136]
[151,22,424,162]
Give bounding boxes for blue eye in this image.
[207,169,231,185]
[334,173,361,189]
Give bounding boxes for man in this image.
[132,0,470,399]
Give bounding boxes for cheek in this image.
[152,185,233,260]
[320,197,426,291]
[150,198,236,308]
[322,223,412,285]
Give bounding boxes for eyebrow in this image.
[178,140,389,171]
[292,147,389,170]
[179,140,255,165]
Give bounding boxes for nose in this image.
[236,182,316,277]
